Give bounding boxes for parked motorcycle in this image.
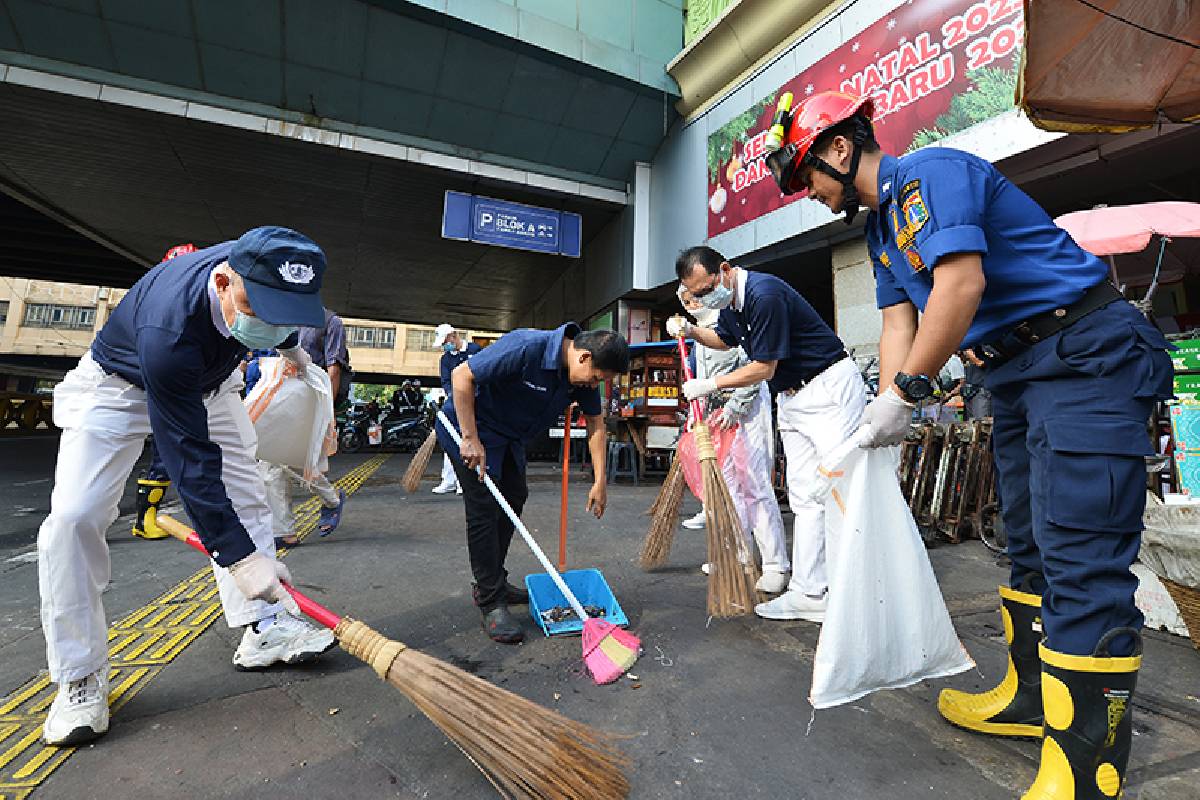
[339,403,430,453]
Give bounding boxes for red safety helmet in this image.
[162,243,198,262]
[765,91,874,198]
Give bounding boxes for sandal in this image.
[318,489,347,537]
[274,535,302,549]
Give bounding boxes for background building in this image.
[0,278,498,394]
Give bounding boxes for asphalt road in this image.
[0,445,1197,799]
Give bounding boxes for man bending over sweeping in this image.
[436,324,629,643]
[38,227,337,747]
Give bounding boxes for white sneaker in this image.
[756,569,790,594]
[681,510,706,530]
[755,589,826,622]
[456,485,463,495]
[432,482,457,494]
[232,611,336,670]
[44,668,109,746]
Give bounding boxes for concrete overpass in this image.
[0,0,683,331]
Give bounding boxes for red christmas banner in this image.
[707,0,1024,237]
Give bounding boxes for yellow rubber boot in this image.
[132,479,170,540]
[1022,629,1140,800]
[938,585,1044,737]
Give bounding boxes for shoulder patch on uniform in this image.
[902,179,921,198]
[903,189,929,235]
[904,247,926,272]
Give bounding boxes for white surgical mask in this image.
[698,277,733,310]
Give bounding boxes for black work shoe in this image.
[481,604,523,644]
[472,582,529,606]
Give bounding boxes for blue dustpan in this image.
[525,568,629,637]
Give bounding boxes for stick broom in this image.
[639,338,694,570]
[675,335,761,618]
[403,428,439,492]
[156,514,630,799]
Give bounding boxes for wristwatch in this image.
[893,372,935,402]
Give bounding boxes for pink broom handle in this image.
[676,335,704,424]
[436,409,590,622]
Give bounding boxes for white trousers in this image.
[38,354,280,683]
[720,383,789,573]
[440,453,459,488]
[777,357,867,596]
[259,460,339,537]
[260,462,293,537]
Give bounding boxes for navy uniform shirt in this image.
[439,340,482,395]
[867,150,1107,347]
[714,271,846,393]
[435,323,601,479]
[91,244,296,567]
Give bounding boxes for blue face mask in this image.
[442,342,457,354]
[698,278,733,310]
[230,311,296,350]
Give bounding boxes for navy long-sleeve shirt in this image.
[91,243,295,566]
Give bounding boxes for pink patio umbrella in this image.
[1055,202,1200,310]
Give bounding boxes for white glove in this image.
[278,345,312,371]
[229,552,302,616]
[666,315,692,338]
[859,387,915,448]
[713,406,742,430]
[683,377,719,401]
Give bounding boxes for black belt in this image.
[976,281,1123,369]
[781,352,849,394]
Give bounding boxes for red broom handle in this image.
[157,515,343,631]
[677,335,704,423]
[557,403,574,572]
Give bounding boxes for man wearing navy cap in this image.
[670,246,865,624]
[38,226,336,747]
[436,324,629,643]
[769,91,1174,798]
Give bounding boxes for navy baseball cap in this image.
[228,226,326,327]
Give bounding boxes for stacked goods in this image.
[1171,338,1200,402]
[1171,340,1200,496]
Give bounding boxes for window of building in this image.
[23,303,95,330]
[346,325,395,349]
[0,300,8,324]
[405,328,437,351]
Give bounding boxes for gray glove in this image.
[859,387,915,448]
[229,552,301,616]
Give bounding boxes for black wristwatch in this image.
[893,372,935,402]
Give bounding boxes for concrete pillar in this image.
[831,238,880,358]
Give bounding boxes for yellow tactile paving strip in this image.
[0,454,389,799]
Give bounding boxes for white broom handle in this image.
[436,409,590,622]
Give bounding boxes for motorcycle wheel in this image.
[341,430,366,453]
[979,503,1008,554]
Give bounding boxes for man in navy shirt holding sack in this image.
[436,324,628,643]
[38,227,337,747]
[670,245,866,624]
[764,90,1173,799]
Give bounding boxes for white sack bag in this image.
[809,429,974,709]
[245,357,334,480]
